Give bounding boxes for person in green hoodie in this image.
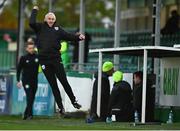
[106,71,133,123]
[89,61,114,122]
[60,41,70,70]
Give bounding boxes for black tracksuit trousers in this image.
[40,59,76,109]
[22,80,37,117]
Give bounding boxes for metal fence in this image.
[0,49,16,72]
[0,29,180,73]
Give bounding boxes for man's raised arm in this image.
[29,6,41,32]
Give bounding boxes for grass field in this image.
[0,115,180,130]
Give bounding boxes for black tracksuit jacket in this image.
[29,9,80,61]
[16,53,39,117]
[107,81,133,121]
[90,72,110,121]
[17,53,39,83]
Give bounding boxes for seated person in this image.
[133,71,143,121]
[161,10,180,35]
[106,71,133,122]
[133,71,155,122]
[89,61,114,121]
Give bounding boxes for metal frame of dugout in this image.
[89,46,180,124]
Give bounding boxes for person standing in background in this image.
[71,28,91,64]
[60,41,70,70]
[16,38,39,120]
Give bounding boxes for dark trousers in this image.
[114,110,133,122]
[40,59,76,109]
[22,80,37,117]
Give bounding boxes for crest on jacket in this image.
[54,27,59,30]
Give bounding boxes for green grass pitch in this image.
[0,115,180,130]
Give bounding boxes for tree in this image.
[0,0,7,9]
[0,0,115,29]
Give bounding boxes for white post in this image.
[114,0,121,70]
[97,51,102,116]
[141,49,148,123]
[78,0,85,71]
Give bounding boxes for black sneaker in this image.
[23,115,27,120]
[72,101,82,109]
[23,115,33,120]
[59,108,66,117]
[27,115,33,120]
[59,108,72,118]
